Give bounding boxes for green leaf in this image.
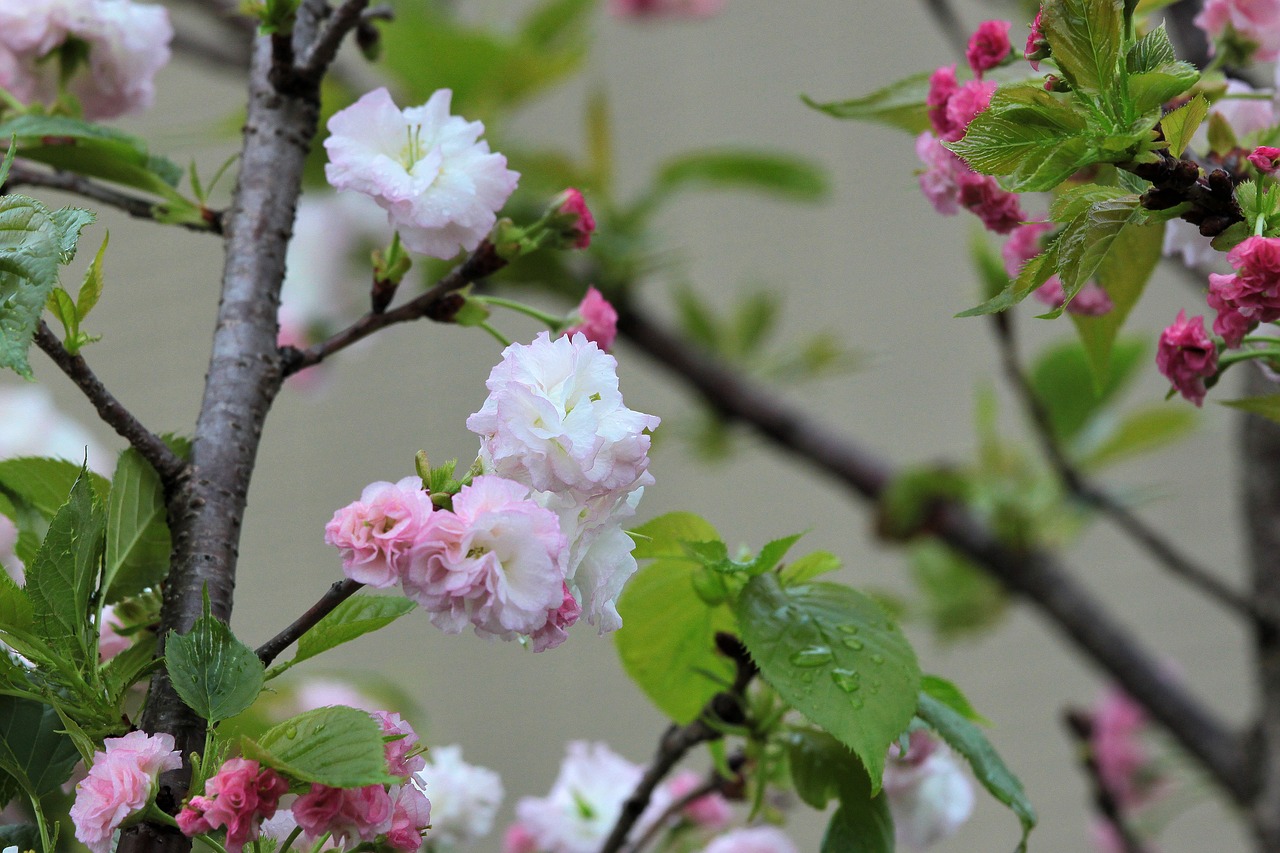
[1042,0,1122,94]
[242,706,398,788]
[1028,336,1147,441]
[615,556,736,723]
[49,208,95,264]
[651,150,829,206]
[909,541,1007,640]
[1222,394,1280,424]
[102,632,160,701]
[1125,23,1177,73]
[166,595,266,723]
[822,802,894,853]
[46,286,77,341]
[1052,195,1152,306]
[0,458,108,520]
[789,729,893,853]
[780,551,842,585]
[0,696,82,798]
[0,194,64,378]
[918,692,1036,851]
[0,568,32,633]
[630,512,721,560]
[1158,95,1208,158]
[518,0,595,49]
[102,448,171,603]
[292,595,416,666]
[0,115,183,198]
[802,72,933,134]
[0,825,40,850]
[1068,211,1163,380]
[921,674,992,725]
[25,468,103,664]
[1128,63,1199,116]
[75,232,108,320]
[1078,404,1198,469]
[736,574,920,789]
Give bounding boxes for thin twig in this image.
[297,0,372,79]
[612,298,1252,804]
[625,762,740,853]
[988,312,1262,623]
[1064,708,1152,853]
[5,163,224,235]
[282,240,508,375]
[34,322,187,487]
[255,578,364,665]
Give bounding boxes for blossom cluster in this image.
[915,26,1025,236]
[0,0,172,119]
[71,732,183,853]
[326,329,657,649]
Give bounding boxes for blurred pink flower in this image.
[609,0,724,18]
[966,21,1012,77]
[563,287,618,351]
[1195,0,1280,60]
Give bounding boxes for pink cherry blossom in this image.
[925,66,959,139]
[401,476,567,643]
[413,745,504,848]
[563,287,619,351]
[503,823,540,853]
[98,605,132,661]
[1026,8,1048,69]
[324,88,520,259]
[1195,0,1280,60]
[966,21,1012,77]
[941,80,996,143]
[663,770,732,830]
[1091,689,1159,809]
[177,758,289,853]
[527,581,582,653]
[550,189,596,249]
[385,783,432,851]
[1002,220,1053,276]
[608,0,725,18]
[71,732,183,853]
[468,332,660,500]
[293,783,394,846]
[372,711,426,778]
[882,730,975,850]
[1033,277,1114,317]
[915,132,964,216]
[700,826,799,853]
[1156,311,1218,406]
[324,476,436,588]
[956,171,1024,234]
[1250,146,1280,173]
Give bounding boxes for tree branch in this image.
[297,0,371,79]
[281,240,508,376]
[5,163,224,235]
[612,298,1252,804]
[255,578,364,666]
[625,758,742,853]
[34,322,187,487]
[988,312,1261,622]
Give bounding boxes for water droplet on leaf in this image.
[790,646,834,667]
[831,669,861,692]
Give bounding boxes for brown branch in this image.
[5,163,224,235]
[612,298,1252,805]
[988,312,1262,623]
[625,758,742,853]
[282,240,508,376]
[34,322,187,487]
[297,0,372,79]
[256,578,364,665]
[917,0,967,56]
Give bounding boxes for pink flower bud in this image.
[1250,146,1280,173]
[549,188,597,249]
[1156,311,1218,406]
[563,286,619,351]
[1025,8,1049,70]
[966,20,1012,77]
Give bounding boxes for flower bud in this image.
[546,188,597,249]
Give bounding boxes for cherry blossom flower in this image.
[549,189,596,250]
[413,745,504,847]
[71,731,183,853]
[1026,8,1049,69]
[700,826,799,853]
[1195,0,1280,61]
[925,66,959,140]
[514,742,672,853]
[373,711,426,779]
[503,823,540,853]
[1091,689,1161,809]
[955,171,1024,234]
[1033,277,1114,317]
[940,80,996,143]
[1250,146,1280,173]
[915,133,964,217]
[664,770,732,830]
[1205,236,1280,347]
[324,87,519,259]
[1002,220,1053,277]
[966,21,1012,77]
[563,287,619,351]
[401,475,567,643]
[324,476,436,588]
[176,758,289,853]
[293,783,394,846]
[1156,311,1218,406]
[527,581,583,653]
[386,783,432,851]
[882,730,975,850]
[608,0,725,18]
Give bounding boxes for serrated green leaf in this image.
[921,675,992,725]
[917,692,1036,851]
[1055,195,1151,302]
[0,194,63,378]
[166,598,265,723]
[616,556,736,723]
[1042,0,1122,94]
[0,568,31,633]
[1078,404,1198,469]
[629,512,721,560]
[102,632,159,701]
[1222,394,1280,423]
[25,469,103,664]
[822,802,894,853]
[1128,63,1199,115]
[102,448,170,603]
[0,696,82,797]
[0,458,107,520]
[1051,184,1131,222]
[737,574,920,789]
[788,729,893,853]
[243,706,398,788]
[76,232,108,320]
[1004,136,1098,192]
[1028,336,1147,441]
[802,72,933,134]
[1125,23,1177,73]
[651,151,829,207]
[292,595,416,666]
[957,233,1061,317]
[947,88,1093,185]
[49,208,95,264]
[780,551,841,585]
[1159,95,1208,159]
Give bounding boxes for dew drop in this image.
[842,637,864,651]
[284,726,298,740]
[850,697,865,710]
[831,668,861,692]
[790,646,834,667]
[870,653,885,665]
[838,625,859,635]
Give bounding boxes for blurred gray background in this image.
[1,1,1255,850]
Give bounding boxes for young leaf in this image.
[102,448,171,603]
[76,232,109,321]
[920,675,992,725]
[736,574,920,789]
[0,194,65,378]
[166,596,266,723]
[291,595,416,666]
[1042,0,1122,95]
[1077,404,1198,469]
[1160,94,1209,158]
[802,72,933,134]
[1128,62,1199,116]
[1222,394,1280,424]
[25,468,104,665]
[1125,23,1176,73]
[909,541,1007,640]
[917,692,1036,851]
[780,551,842,585]
[788,729,893,853]
[242,706,398,788]
[650,151,830,206]
[49,208,96,264]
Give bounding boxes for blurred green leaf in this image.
[1027,336,1147,442]
[802,72,932,134]
[1222,394,1280,424]
[909,541,1007,640]
[1078,404,1198,469]
[647,150,829,211]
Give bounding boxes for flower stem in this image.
[470,294,564,328]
